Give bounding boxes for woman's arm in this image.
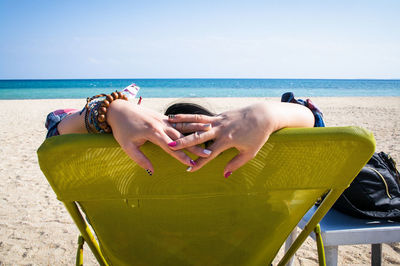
[53,100,211,174]
[57,111,86,134]
[167,102,315,177]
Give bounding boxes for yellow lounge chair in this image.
[37,127,375,265]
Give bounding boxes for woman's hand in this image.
[167,102,315,177]
[107,100,211,174]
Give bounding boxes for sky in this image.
[0,0,399,79]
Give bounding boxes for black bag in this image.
[333,152,400,221]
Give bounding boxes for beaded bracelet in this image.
[84,91,128,133]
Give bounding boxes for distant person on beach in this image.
[45,85,324,177]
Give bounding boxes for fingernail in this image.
[146,169,153,176]
[168,114,175,119]
[203,149,212,155]
[172,123,177,128]
[186,166,192,172]
[224,171,232,178]
[168,141,177,147]
[203,124,211,128]
[190,159,196,166]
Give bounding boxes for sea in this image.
[0,79,400,99]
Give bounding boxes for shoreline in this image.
[1,97,399,265]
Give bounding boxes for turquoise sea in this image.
[0,79,400,99]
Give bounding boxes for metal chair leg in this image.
[284,228,297,266]
[314,224,326,266]
[76,235,84,266]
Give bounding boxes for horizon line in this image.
[1,78,400,81]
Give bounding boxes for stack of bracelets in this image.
[83,91,128,133]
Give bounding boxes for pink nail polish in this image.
[168,141,177,147]
[224,171,232,178]
[190,160,196,166]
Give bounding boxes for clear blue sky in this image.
[0,0,399,79]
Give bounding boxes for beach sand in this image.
[1,97,399,265]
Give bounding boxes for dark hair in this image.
[164,102,215,116]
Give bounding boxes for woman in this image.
[46,87,323,177]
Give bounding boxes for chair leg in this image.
[325,246,338,266]
[314,225,326,266]
[76,235,84,266]
[371,243,382,266]
[284,228,297,266]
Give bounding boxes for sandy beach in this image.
[1,97,399,265]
